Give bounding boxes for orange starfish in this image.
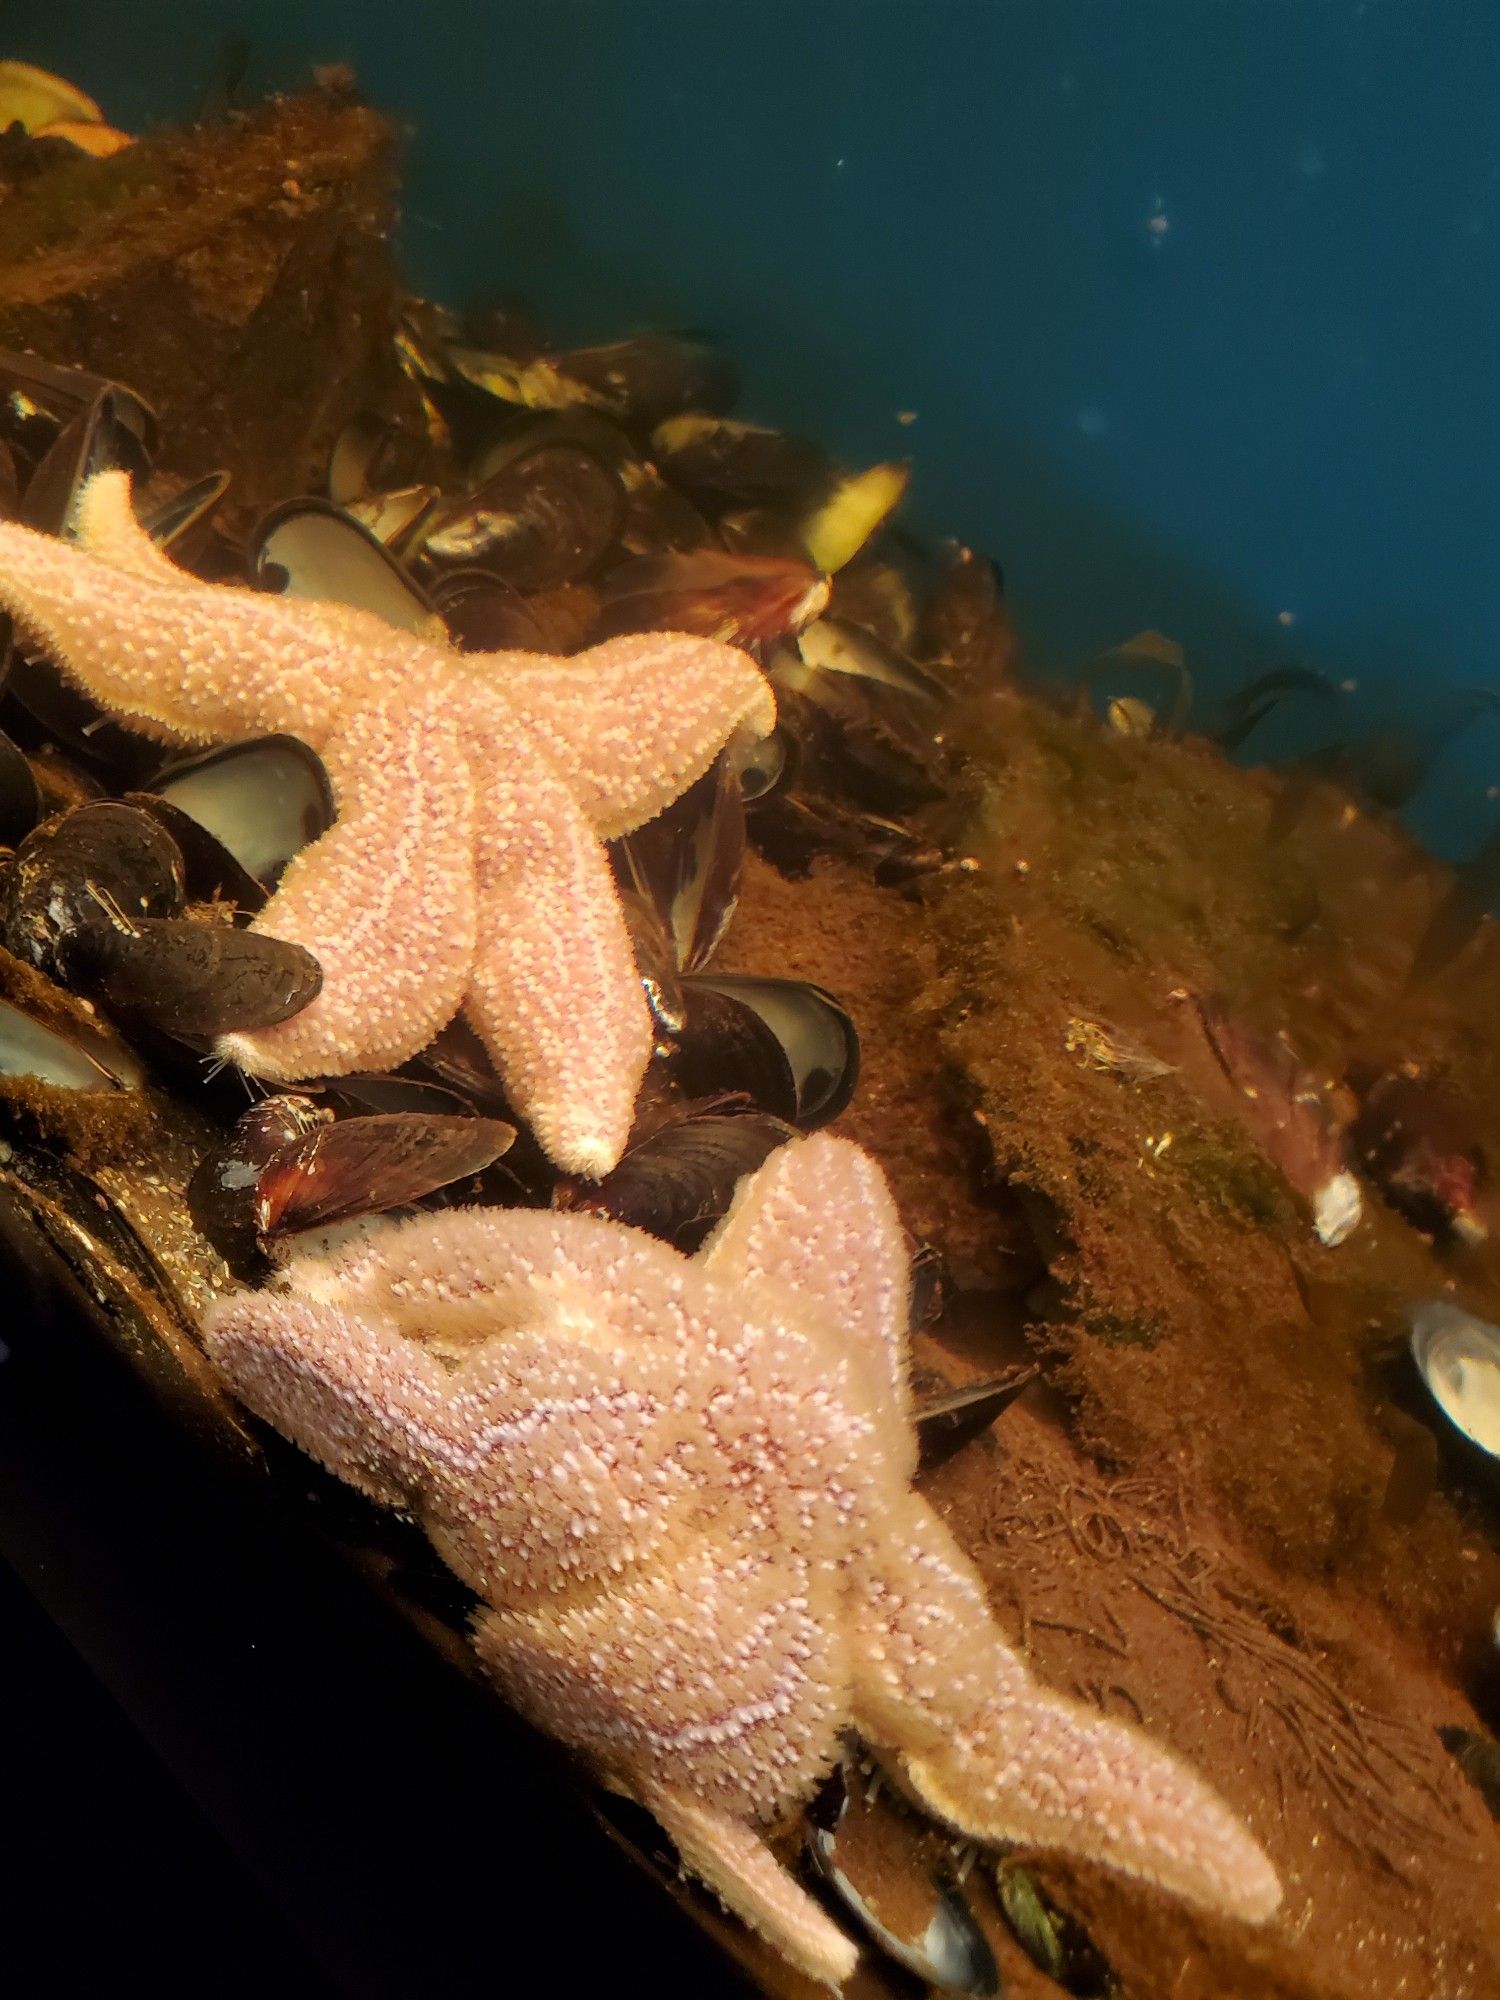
[205,1135,1281,1984]
[0,473,774,1173]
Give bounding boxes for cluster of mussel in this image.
[0,338,1099,1991]
[0,316,1014,1278]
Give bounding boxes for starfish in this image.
[0,472,774,1174]
[204,1134,1281,1985]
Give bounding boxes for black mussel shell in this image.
[124,792,266,914]
[650,413,830,505]
[551,335,736,429]
[616,460,716,555]
[2,644,159,782]
[428,566,548,652]
[188,1093,330,1269]
[93,916,322,1038]
[915,1367,1040,1470]
[137,469,232,552]
[21,385,151,532]
[250,499,442,637]
[806,1766,998,1995]
[422,438,624,591]
[0,350,152,470]
[827,558,920,653]
[343,483,442,554]
[146,735,335,893]
[3,799,185,982]
[678,975,859,1129]
[0,994,141,1090]
[748,788,948,884]
[0,726,41,844]
[996,1860,1114,1996]
[190,1096,515,1269]
[256,1111,515,1239]
[666,984,798,1123]
[325,1073,480,1119]
[612,755,744,975]
[555,1108,794,1250]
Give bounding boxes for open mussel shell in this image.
[138,469,232,552]
[0,727,42,845]
[995,1859,1113,1996]
[422,433,624,591]
[428,567,548,652]
[612,755,745,976]
[190,1094,515,1271]
[0,993,142,1090]
[249,499,442,638]
[806,1765,999,1995]
[675,975,859,1129]
[19,382,155,531]
[327,410,430,509]
[2,799,185,983]
[1410,1302,1500,1468]
[146,735,335,894]
[555,1108,794,1251]
[93,917,322,1039]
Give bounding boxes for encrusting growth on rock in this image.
[0,471,775,1175]
[205,1134,1280,1985]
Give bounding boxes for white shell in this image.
[1410,1301,1500,1460]
[1314,1169,1363,1247]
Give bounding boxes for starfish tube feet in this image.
[218,688,479,1081]
[853,1504,1282,1926]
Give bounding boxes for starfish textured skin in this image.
[0,472,775,1174]
[204,1134,1281,1985]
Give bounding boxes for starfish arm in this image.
[850,1499,1282,1926]
[201,1288,450,1508]
[71,468,187,582]
[218,688,478,1081]
[645,1788,859,1990]
[699,1134,914,1448]
[0,475,444,747]
[465,632,776,840]
[461,707,653,1176]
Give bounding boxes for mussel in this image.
[250,499,442,638]
[1410,1301,1500,1466]
[3,800,185,983]
[145,735,335,895]
[806,1764,998,1995]
[671,975,859,1129]
[555,1108,794,1250]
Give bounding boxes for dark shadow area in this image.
[0,1286,743,1996]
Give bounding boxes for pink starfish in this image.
[0,472,774,1174]
[205,1135,1281,1984]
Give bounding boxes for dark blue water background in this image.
[12,1,1499,857]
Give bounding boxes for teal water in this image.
[11,0,1499,856]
